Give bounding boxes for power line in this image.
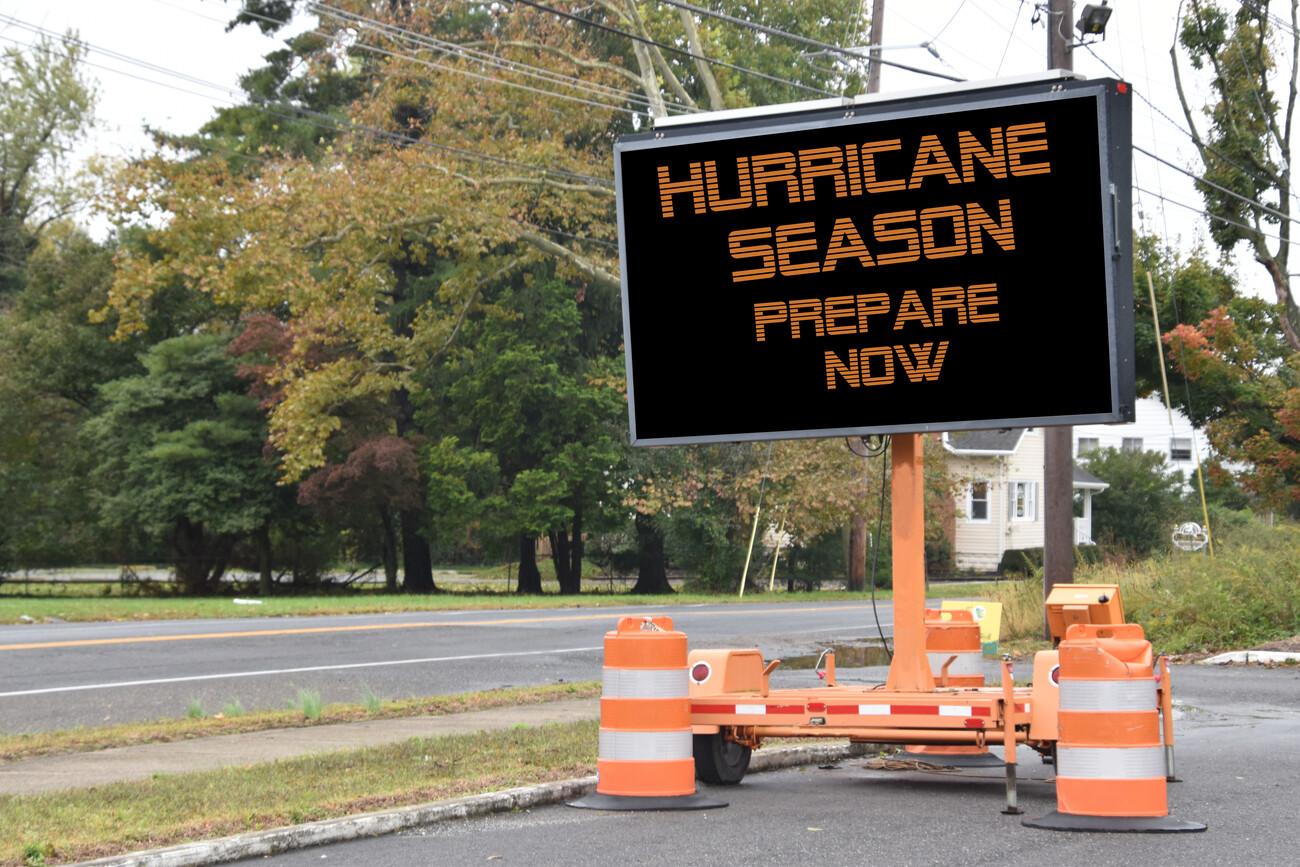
[228,1,670,119]
[0,12,613,188]
[309,1,696,115]
[1136,184,1300,250]
[995,0,1027,76]
[508,0,840,98]
[1084,41,1300,209]
[1135,145,1300,230]
[655,0,964,83]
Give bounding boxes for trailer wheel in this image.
[694,732,751,785]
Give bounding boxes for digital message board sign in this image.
[614,76,1133,446]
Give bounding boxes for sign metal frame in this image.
[614,75,1133,446]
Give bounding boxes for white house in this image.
[1073,396,1212,487]
[942,428,1108,573]
[942,397,1216,572]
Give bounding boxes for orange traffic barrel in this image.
[902,609,1003,768]
[569,615,725,811]
[1024,623,1204,833]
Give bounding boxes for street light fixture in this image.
[1076,2,1113,37]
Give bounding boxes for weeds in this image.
[220,700,246,718]
[291,689,322,720]
[993,522,1300,654]
[184,699,204,720]
[359,686,382,714]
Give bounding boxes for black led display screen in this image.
[614,77,1134,445]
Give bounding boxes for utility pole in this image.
[1043,0,1075,633]
[866,0,885,95]
[846,0,886,596]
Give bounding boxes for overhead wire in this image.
[509,0,841,97]
[654,0,964,83]
[308,1,697,115]
[224,0,668,119]
[0,11,613,188]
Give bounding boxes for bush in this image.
[1086,448,1186,555]
[998,545,1102,576]
[997,520,1300,654]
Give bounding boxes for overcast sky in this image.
[0,0,1277,299]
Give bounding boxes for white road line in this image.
[0,646,603,698]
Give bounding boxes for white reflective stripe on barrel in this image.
[598,729,693,761]
[1056,746,1167,779]
[1059,678,1157,711]
[927,651,983,677]
[601,667,688,698]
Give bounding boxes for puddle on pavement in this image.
[780,642,892,669]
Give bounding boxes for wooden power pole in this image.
[866,0,886,95]
[1043,0,1075,631]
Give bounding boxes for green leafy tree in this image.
[1086,447,1187,555]
[84,334,278,592]
[1174,0,1300,351]
[0,34,95,298]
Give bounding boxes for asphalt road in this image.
[250,664,1300,867]
[0,601,895,732]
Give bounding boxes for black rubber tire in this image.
[693,732,751,785]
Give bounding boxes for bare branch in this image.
[677,7,723,111]
[466,176,614,196]
[518,229,620,292]
[622,1,697,111]
[496,39,644,86]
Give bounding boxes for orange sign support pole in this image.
[884,434,935,693]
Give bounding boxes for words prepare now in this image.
[652,121,1051,392]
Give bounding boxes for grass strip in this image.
[0,583,1001,625]
[2,720,599,867]
[0,682,599,763]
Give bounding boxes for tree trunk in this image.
[516,535,543,594]
[847,515,867,592]
[172,517,220,594]
[399,509,437,593]
[256,525,273,596]
[379,507,399,592]
[551,509,584,595]
[631,512,673,594]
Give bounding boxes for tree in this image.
[0,34,96,298]
[1166,302,1300,515]
[84,334,278,593]
[1086,447,1187,555]
[1174,1,1300,351]
[98,0,870,595]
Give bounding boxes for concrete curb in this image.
[1200,650,1300,665]
[72,744,854,867]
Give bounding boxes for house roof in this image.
[944,428,1026,455]
[1073,464,1109,490]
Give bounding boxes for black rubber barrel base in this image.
[1023,811,1207,833]
[896,751,1005,768]
[568,791,727,811]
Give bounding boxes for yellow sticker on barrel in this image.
[941,600,1002,655]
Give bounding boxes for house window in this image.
[1170,437,1193,461]
[1010,481,1037,522]
[1122,437,1144,453]
[1077,437,1100,457]
[967,481,990,522]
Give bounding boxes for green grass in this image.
[0,682,600,763]
[2,586,990,624]
[0,720,599,867]
[183,699,204,720]
[991,522,1300,655]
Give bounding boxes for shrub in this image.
[1086,448,1186,555]
[998,545,1101,576]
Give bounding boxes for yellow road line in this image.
[0,605,870,652]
